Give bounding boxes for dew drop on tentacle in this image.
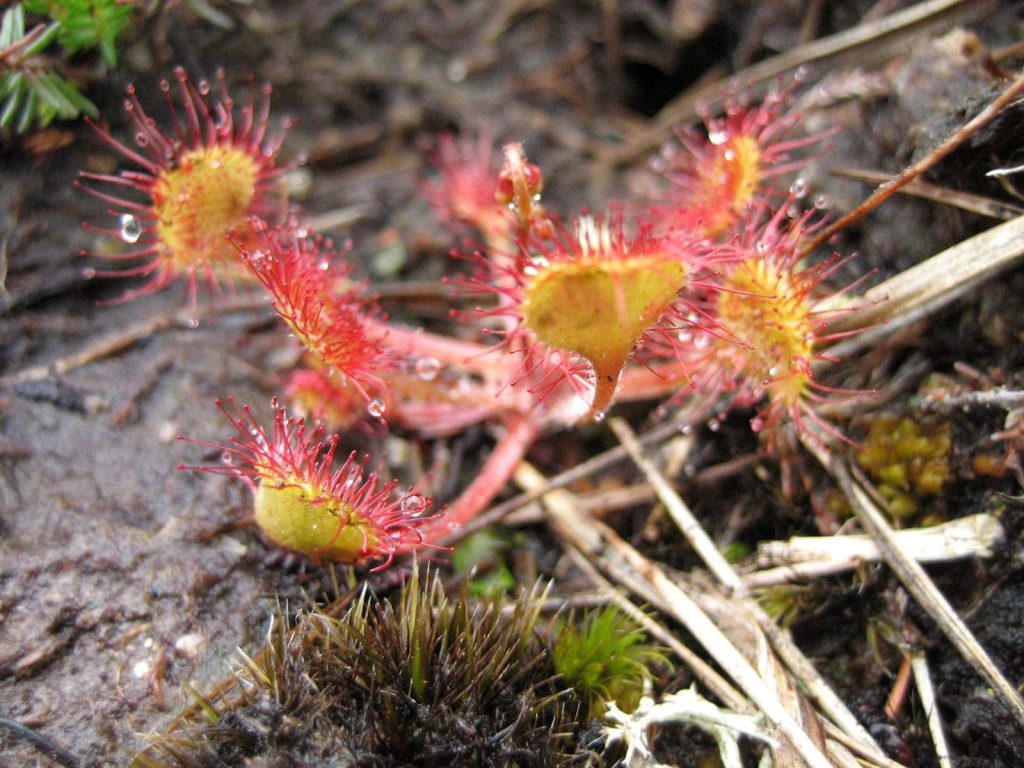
[342,467,360,491]
[789,178,808,198]
[367,398,386,419]
[414,357,440,381]
[119,214,143,243]
[401,493,427,515]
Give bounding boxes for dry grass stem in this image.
[744,513,1003,588]
[515,461,844,768]
[800,66,1024,256]
[609,419,886,759]
[610,417,743,592]
[911,652,953,768]
[830,167,1024,220]
[822,214,1024,361]
[461,415,695,538]
[805,437,1024,729]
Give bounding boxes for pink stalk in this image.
[411,411,541,549]
[364,318,514,377]
[615,361,692,402]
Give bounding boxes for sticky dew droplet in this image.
[367,398,386,419]
[414,357,440,381]
[401,493,427,514]
[342,469,360,491]
[446,59,468,83]
[119,214,143,244]
[789,178,808,198]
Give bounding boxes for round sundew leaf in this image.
[718,135,762,212]
[254,482,375,562]
[522,255,686,413]
[152,144,259,270]
[716,257,814,408]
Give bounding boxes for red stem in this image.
[365,318,515,377]
[414,411,541,549]
[615,361,690,402]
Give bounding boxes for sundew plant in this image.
[77,67,864,564]
[9,6,1024,768]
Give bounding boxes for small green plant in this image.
[552,605,668,718]
[1,4,92,132]
[23,0,131,65]
[1,0,131,134]
[451,528,522,596]
[855,414,951,523]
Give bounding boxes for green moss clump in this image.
[552,605,667,718]
[132,574,668,767]
[855,415,951,523]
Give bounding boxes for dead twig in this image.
[821,214,1024,361]
[0,298,265,389]
[884,655,913,720]
[830,166,1024,221]
[911,652,953,768]
[516,460,841,768]
[804,438,1024,730]
[609,417,886,760]
[924,387,1024,412]
[109,350,174,427]
[744,513,1003,588]
[800,67,1024,257]
[0,717,84,768]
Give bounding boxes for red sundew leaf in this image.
[77,66,293,309]
[178,397,441,568]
